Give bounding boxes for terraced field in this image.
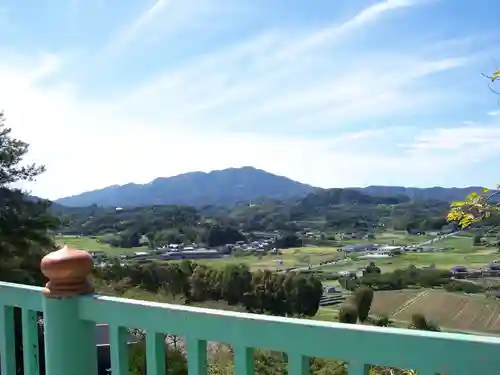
[369,290,421,316]
[370,289,500,334]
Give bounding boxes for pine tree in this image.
[0,111,58,285]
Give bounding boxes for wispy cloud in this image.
[1,0,499,198]
[106,0,173,55]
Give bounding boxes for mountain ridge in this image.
[55,166,317,208]
[54,166,486,208]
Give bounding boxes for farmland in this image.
[54,235,148,256]
[159,246,344,271]
[369,290,500,335]
[55,235,344,271]
[315,236,499,273]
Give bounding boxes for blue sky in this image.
[1,0,500,199]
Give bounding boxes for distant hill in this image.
[53,166,488,208]
[55,167,317,208]
[353,186,486,203]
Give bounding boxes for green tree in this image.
[364,261,381,275]
[338,303,358,324]
[0,112,60,375]
[0,112,58,285]
[448,70,500,228]
[448,189,500,228]
[409,313,440,332]
[353,286,374,322]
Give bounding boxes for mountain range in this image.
[54,166,484,208]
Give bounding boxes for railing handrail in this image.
[2,280,499,346]
[2,245,500,375]
[3,279,500,375]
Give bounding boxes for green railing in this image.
[1,247,500,375]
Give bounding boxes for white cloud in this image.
[106,0,173,55]
[488,109,500,116]
[2,51,495,200]
[0,0,496,199]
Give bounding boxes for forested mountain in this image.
[56,187,453,241]
[54,166,487,209]
[55,167,316,208]
[354,186,486,202]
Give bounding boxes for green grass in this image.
[316,236,499,273]
[165,246,344,271]
[314,307,339,322]
[340,231,434,245]
[55,235,148,256]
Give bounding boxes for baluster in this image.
[187,338,207,374]
[146,331,166,375]
[288,353,309,375]
[22,309,40,375]
[348,361,369,375]
[0,305,16,375]
[233,346,254,375]
[109,326,129,375]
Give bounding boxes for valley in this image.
[53,184,500,336]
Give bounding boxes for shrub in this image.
[338,303,358,324]
[353,286,374,322]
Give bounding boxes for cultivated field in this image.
[185,246,344,271]
[315,236,499,273]
[54,235,148,255]
[370,289,500,334]
[55,235,344,271]
[370,290,422,316]
[340,231,434,245]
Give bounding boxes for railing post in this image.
[40,245,97,375]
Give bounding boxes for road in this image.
[285,231,462,273]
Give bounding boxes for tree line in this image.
[94,260,323,317]
[55,183,455,240]
[338,263,454,291]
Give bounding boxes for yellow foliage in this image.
[447,186,500,228]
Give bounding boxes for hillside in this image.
[54,165,487,208]
[55,167,316,208]
[355,186,485,202]
[56,187,449,237]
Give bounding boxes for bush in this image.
[338,304,358,324]
[409,313,440,332]
[353,286,374,322]
[128,340,188,375]
[372,315,391,327]
[444,281,484,294]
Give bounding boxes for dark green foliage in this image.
[444,280,484,294]
[338,304,358,324]
[409,313,440,332]
[128,340,187,375]
[0,112,58,285]
[361,264,451,291]
[0,112,60,375]
[408,314,440,332]
[353,286,374,322]
[473,233,482,245]
[372,315,391,327]
[364,262,381,275]
[206,225,245,246]
[338,277,360,291]
[275,233,302,248]
[94,262,323,317]
[54,181,455,237]
[410,313,428,329]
